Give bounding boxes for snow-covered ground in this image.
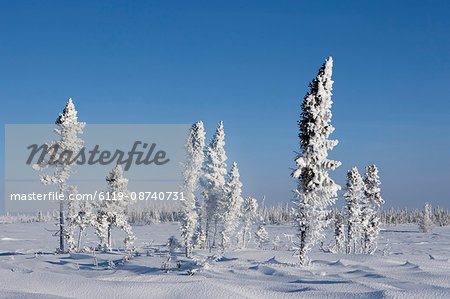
[0,223,449,298]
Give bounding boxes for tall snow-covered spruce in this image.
[180,121,206,257]
[220,162,244,251]
[362,165,384,254]
[33,98,85,253]
[344,167,364,254]
[291,57,341,266]
[201,121,227,249]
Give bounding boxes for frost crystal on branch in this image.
[291,57,341,266]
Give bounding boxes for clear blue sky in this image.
[1,0,449,211]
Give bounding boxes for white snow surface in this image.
[0,223,449,298]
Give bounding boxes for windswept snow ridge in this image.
[0,223,449,298]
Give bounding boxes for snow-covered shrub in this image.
[167,236,181,251]
[108,260,115,270]
[161,254,172,273]
[382,240,391,256]
[272,235,282,251]
[255,225,269,248]
[419,203,434,233]
[93,256,98,268]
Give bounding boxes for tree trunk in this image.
[299,230,307,266]
[107,225,112,251]
[77,227,84,252]
[212,219,218,248]
[59,200,65,253]
[205,220,209,249]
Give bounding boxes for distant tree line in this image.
[3,204,449,228]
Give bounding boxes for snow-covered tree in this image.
[272,235,282,250]
[291,57,341,265]
[180,121,206,257]
[66,195,95,252]
[343,167,364,254]
[192,200,207,249]
[434,206,450,227]
[361,165,384,254]
[255,225,269,248]
[238,196,259,248]
[95,164,135,251]
[419,202,434,233]
[73,200,95,252]
[65,187,79,253]
[220,162,244,251]
[33,98,85,253]
[333,212,346,254]
[201,121,227,249]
